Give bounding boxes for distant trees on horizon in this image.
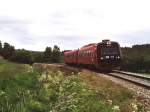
[121,44,150,73]
[0,40,62,64]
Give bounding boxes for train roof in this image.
[64,40,120,54]
[64,49,78,54]
[80,43,97,49]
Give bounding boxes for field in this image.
[0,59,149,112]
[0,59,32,78]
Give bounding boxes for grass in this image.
[0,59,32,78]
[0,60,149,112]
[79,70,150,112]
[0,70,115,112]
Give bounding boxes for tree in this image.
[52,45,60,63]
[121,44,150,73]
[2,42,15,59]
[0,41,2,55]
[33,52,44,63]
[11,49,33,64]
[43,47,52,63]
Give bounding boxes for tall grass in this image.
[0,59,32,78]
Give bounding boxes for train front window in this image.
[101,48,119,55]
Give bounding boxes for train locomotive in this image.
[64,40,122,71]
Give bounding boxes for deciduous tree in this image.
[0,41,2,55]
[2,42,15,59]
[52,45,60,63]
[43,47,52,63]
[11,49,33,64]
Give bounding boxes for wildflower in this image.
[0,91,5,96]
[106,100,112,105]
[112,105,120,111]
[77,72,81,75]
[131,103,138,111]
[27,90,30,94]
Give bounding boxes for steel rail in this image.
[107,71,150,89]
[112,70,150,81]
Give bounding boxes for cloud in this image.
[0,16,35,45]
[112,30,150,47]
[0,0,150,51]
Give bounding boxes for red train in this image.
[64,40,122,71]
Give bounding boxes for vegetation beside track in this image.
[0,60,149,112]
[0,59,32,78]
[80,70,150,111]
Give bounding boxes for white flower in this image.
[77,72,81,75]
[0,91,5,96]
[112,105,120,111]
[106,100,112,105]
[131,103,138,110]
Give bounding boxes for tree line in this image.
[0,40,63,64]
[121,44,150,73]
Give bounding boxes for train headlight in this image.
[116,56,120,59]
[106,56,109,59]
[101,57,104,60]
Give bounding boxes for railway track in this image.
[64,65,150,89]
[107,70,150,89]
[34,63,150,89]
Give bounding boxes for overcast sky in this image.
[0,0,150,51]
